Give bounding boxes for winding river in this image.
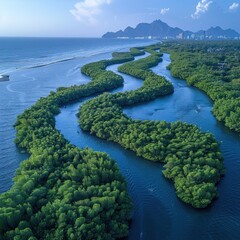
[56,53,240,240]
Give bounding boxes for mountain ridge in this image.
[102,19,240,40]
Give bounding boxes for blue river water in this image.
[56,54,240,240]
[1,38,240,239]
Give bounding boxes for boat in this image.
[0,75,10,82]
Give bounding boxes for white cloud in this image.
[191,0,213,19]
[160,8,170,15]
[229,2,239,11]
[70,0,112,24]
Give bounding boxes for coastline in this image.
[0,37,156,76]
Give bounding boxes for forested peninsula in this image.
[0,44,225,239]
[79,46,225,209]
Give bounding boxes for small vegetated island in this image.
[0,44,225,239]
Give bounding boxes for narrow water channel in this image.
[56,54,240,240]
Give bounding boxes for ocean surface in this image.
[1,38,240,239]
[0,37,155,75]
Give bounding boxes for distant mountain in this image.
[102,20,240,40]
[195,27,240,39]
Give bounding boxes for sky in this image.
[0,0,239,37]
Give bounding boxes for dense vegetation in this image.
[0,43,226,239]
[79,49,225,208]
[0,47,145,239]
[161,41,240,133]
